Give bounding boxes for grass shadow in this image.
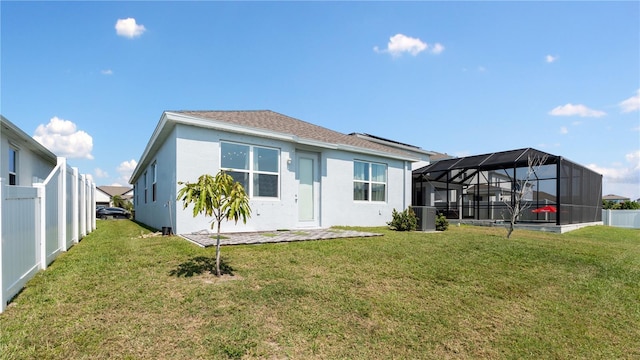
[131,219,161,233]
[169,256,235,277]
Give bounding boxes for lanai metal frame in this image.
[413,148,602,225]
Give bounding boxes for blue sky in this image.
[2,1,639,199]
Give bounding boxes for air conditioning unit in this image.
[411,206,436,231]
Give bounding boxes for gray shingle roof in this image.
[173,110,419,158]
[97,186,132,197]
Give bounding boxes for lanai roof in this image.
[413,148,560,184]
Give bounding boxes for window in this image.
[8,147,17,185]
[151,162,157,202]
[221,142,279,198]
[144,171,148,203]
[353,160,387,202]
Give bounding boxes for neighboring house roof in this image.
[1,115,57,166]
[349,133,435,156]
[97,186,133,199]
[429,152,454,162]
[603,194,630,201]
[131,110,424,183]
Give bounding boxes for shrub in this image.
[387,207,418,231]
[436,213,449,231]
[620,201,640,210]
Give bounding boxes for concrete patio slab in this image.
[180,228,383,247]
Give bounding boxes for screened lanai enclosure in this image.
[413,148,602,226]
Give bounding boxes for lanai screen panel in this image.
[558,158,602,225]
[413,148,602,225]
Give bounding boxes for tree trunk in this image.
[506,222,514,239]
[507,203,519,239]
[215,221,222,277]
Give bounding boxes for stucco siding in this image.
[132,120,416,234]
[172,124,300,234]
[133,126,178,231]
[1,133,56,186]
[95,190,110,205]
[319,150,409,228]
[169,134,411,233]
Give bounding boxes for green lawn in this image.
[1,221,639,359]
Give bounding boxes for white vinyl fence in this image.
[602,209,640,229]
[1,157,95,313]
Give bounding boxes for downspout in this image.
[477,170,481,220]
[485,172,490,220]
[446,171,450,216]
[403,161,407,210]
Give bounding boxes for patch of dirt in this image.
[199,273,244,284]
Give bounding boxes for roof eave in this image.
[1,115,57,165]
[130,111,419,183]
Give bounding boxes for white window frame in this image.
[353,160,387,202]
[143,171,148,204]
[8,146,17,185]
[133,183,138,207]
[151,162,157,202]
[220,141,280,199]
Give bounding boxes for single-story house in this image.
[1,115,58,186]
[96,185,134,207]
[602,194,630,204]
[129,110,433,234]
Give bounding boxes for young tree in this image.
[177,170,251,276]
[112,194,126,208]
[504,153,549,239]
[112,194,133,212]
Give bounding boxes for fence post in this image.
[80,174,86,238]
[91,182,96,231]
[72,167,79,243]
[58,157,68,252]
[33,182,47,270]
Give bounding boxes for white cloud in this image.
[117,159,138,184]
[95,168,109,178]
[619,89,640,113]
[537,143,561,149]
[548,103,606,117]
[545,55,558,63]
[101,69,113,75]
[560,126,568,134]
[374,34,443,57]
[587,150,640,185]
[33,117,94,159]
[115,18,146,39]
[431,43,445,55]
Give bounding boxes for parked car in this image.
[95,205,106,217]
[97,207,130,219]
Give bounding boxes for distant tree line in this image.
[603,200,640,210]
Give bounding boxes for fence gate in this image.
[1,184,41,311]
